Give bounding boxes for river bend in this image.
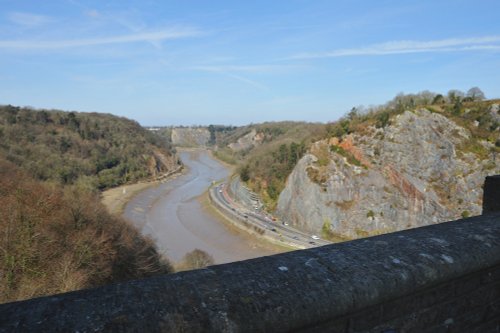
[124,149,276,264]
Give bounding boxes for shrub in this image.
[0,160,172,303]
[178,249,214,271]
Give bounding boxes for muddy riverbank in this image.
[122,149,280,265]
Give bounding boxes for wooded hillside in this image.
[0,105,177,190]
[0,105,177,303]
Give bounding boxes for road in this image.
[210,179,331,249]
[123,149,278,265]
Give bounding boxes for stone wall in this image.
[1,178,500,332]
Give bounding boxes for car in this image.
[311,235,320,240]
[292,236,299,240]
[309,241,316,245]
[271,228,277,232]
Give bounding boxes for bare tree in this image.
[466,87,486,101]
[447,89,465,103]
[181,249,214,270]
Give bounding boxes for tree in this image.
[417,90,436,105]
[347,107,358,120]
[432,94,445,105]
[239,164,250,182]
[181,249,214,269]
[466,87,485,101]
[447,89,464,103]
[375,111,390,128]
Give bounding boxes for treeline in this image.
[0,160,173,303]
[0,105,175,190]
[324,87,499,153]
[325,86,491,138]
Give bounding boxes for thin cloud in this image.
[7,12,53,27]
[191,66,268,90]
[191,64,294,73]
[0,27,202,50]
[290,35,500,59]
[224,73,268,90]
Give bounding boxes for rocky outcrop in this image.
[277,109,500,239]
[228,129,265,152]
[171,128,210,147]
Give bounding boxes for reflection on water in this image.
[124,149,277,264]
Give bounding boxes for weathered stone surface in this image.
[1,213,499,332]
[227,129,265,152]
[277,109,500,239]
[171,128,210,147]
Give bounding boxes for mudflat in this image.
[122,149,279,265]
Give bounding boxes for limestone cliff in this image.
[171,128,210,147]
[277,108,500,239]
[228,129,265,152]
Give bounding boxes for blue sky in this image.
[1,0,499,126]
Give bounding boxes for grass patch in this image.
[321,219,351,242]
[330,144,365,168]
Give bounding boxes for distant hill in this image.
[0,105,178,190]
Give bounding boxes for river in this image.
[124,149,278,265]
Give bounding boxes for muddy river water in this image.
[124,149,278,265]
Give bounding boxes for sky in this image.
[0,1,499,126]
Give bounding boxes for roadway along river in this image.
[124,149,278,265]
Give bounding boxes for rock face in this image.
[277,109,500,239]
[171,128,210,147]
[228,129,265,152]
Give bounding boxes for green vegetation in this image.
[325,88,499,161]
[366,210,375,219]
[216,87,497,213]
[218,122,324,209]
[306,166,329,185]
[243,141,308,208]
[330,144,364,167]
[212,147,238,165]
[461,210,470,219]
[0,105,179,303]
[321,219,350,242]
[0,160,172,303]
[0,105,175,190]
[208,124,237,145]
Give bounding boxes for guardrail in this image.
[1,176,500,332]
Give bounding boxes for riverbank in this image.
[101,166,183,215]
[198,191,289,253]
[121,149,278,264]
